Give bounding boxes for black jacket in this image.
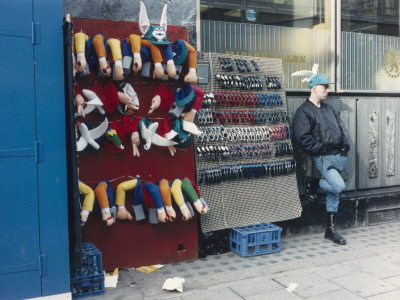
[293,100,350,156]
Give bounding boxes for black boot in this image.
[324,212,346,245]
[305,177,318,201]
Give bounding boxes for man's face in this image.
[314,84,330,100]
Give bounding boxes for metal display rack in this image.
[195,52,302,233]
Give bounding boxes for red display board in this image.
[73,18,198,270]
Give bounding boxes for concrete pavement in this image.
[91,221,400,300]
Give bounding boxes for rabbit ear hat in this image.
[291,63,319,83]
[139,1,170,45]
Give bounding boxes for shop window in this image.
[200,0,335,90]
[341,0,400,91]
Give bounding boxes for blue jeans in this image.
[312,154,347,212]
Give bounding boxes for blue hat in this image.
[308,74,334,88]
[175,83,195,107]
[172,39,189,65]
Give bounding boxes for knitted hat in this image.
[101,81,119,113]
[121,114,140,134]
[172,39,189,65]
[175,83,195,107]
[143,25,170,45]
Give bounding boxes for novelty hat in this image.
[172,39,189,65]
[175,83,195,107]
[308,74,334,88]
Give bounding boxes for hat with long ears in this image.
[307,74,334,88]
[291,63,319,85]
[139,1,170,45]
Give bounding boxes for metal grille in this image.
[196,52,302,233]
[341,32,400,91]
[368,207,400,226]
[201,20,333,90]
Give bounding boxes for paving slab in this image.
[273,272,341,298]
[311,263,357,280]
[228,276,283,297]
[307,289,364,300]
[330,272,397,298]
[245,288,303,300]
[180,287,243,300]
[347,257,400,279]
[367,289,400,300]
[383,275,400,288]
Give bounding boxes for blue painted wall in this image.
[0,0,70,298]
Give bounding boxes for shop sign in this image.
[246,9,256,22]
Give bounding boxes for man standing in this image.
[293,74,349,245]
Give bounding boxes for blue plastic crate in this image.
[71,243,105,298]
[229,223,282,257]
[71,272,105,298]
[75,243,103,277]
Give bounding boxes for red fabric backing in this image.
[73,18,197,270]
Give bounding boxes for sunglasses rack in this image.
[195,52,302,233]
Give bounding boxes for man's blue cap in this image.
[308,74,334,88]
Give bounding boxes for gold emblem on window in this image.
[384,49,400,78]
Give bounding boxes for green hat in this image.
[308,74,334,88]
[143,25,170,45]
[170,118,192,149]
